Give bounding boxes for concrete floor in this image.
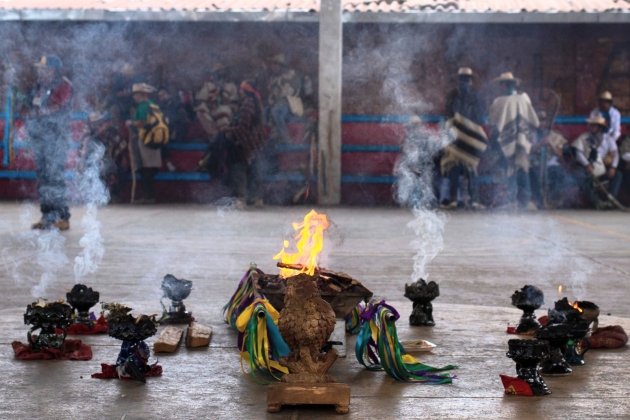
[0,203,629,419]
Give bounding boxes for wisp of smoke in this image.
[73,137,109,283]
[393,122,451,281]
[32,229,69,297]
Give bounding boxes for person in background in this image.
[440,67,487,210]
[589,91,622,198]
[571,115,609,208]
[157,87,191,172]
[223,80,268,207]
[23,55,73,230]
[108,62,141,129]
[127,83,162,204]
[78,112,128,203]
[618,129,630,202]
[590,91,621,145]
[487,72,540,211]
[528,111,570,209]
[266,54,303,144]
[194,81,233,141]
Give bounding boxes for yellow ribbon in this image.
[235,298,280,332]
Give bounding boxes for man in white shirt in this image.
[572,115,620,207]
[590,91,620,145]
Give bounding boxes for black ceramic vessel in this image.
[107,313,158,343]
[159,274,193,323]
[564,320,591,366]
[66,284,100,327]
[404,279,439,326]
[535,322,572,376]
[24,301,73,351]
[511,285,544,334]
[506,339,552,396]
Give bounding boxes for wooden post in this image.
[317,0,342,205]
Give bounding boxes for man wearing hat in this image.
[487,72,540,210]
[24,55,73,230]
[589,91,622,198]
[127,83,162,204]
[440,67,487,210]
[571,115,612,207]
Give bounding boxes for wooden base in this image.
[267,382,350,414]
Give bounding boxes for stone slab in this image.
[268,382,351,414]
[153,326,183,353]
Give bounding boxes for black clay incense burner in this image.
[404,279,439,326]
[511,285,544,334]
[66,284,100,327]
[24,300,73,352]
[103,303,158,383]
[535,311,572,376]
[506,339,552,396]
[159,274,193,324]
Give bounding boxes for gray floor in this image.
[0,203,629,419]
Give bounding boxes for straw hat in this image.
[586,115,607,127]
[405,115,423,127]
[598,91,613,101]
[458,67,473,76]
[494,72,521,84]
[269,54,286,65]
[88,112,108,123]
[33,55,62,70]
[132,83,156,94]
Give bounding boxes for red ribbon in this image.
[240,81,261,100]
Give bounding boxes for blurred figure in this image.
[194,81,232,141]
[23,55,73,230]
[571,116,609,208]
[441,67,487,210]
[487,72,539,210]
[78,112,127,203]
[108,62,141,128]
[528,111,570,209]
[223,80,268,207]
[589,91,622,198]
[618,130,630,202]
[127,83,162,204]
[590,91,621,145]
[266,54,303,142]
[157,86,192,172]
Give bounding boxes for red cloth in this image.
[500,374,533,396]
[590,326,628,349]
[12,339,92,360]
[91,363,163,380]
[48,81,72,108]
[65,316,108,335]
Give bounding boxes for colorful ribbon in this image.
[345,301,366,335]
[235,298,290,383]
[355,300,456,384]
[222,264,263,331]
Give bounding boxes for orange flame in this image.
[558,285,563,293]
[572,301,583,313]
[273,210,330,277]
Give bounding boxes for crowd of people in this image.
[21,53,312,229]
[19,54,630,230]
[417,67,630,211]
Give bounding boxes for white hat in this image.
[586,115,607,127]
[599,91,613,101]
[494,72,521,84]
[458,67,473,76]
[132,83,156,94]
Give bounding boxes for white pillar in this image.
[317,0,342,205]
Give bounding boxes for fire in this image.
[558,285,563,293]
[572,301,583,313]
[273,210,330,277]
